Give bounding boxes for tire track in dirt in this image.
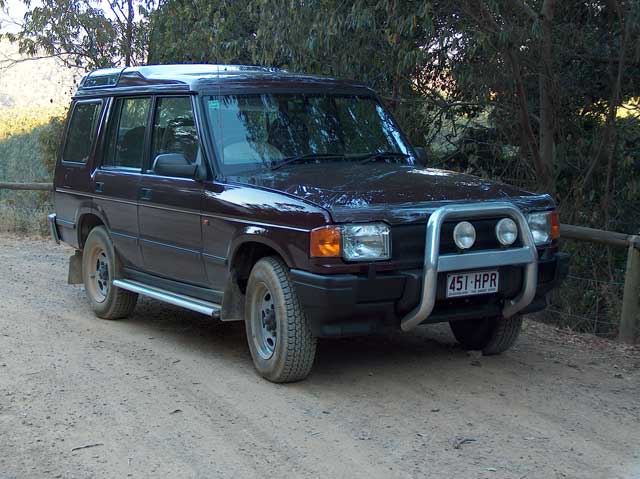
[1,235,638,478]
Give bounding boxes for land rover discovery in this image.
[49,64,569,382]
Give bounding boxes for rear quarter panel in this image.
[54,98,109,248]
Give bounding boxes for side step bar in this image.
[112,279,221,318]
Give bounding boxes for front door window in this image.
[149,96,202,177]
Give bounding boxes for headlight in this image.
[527,211,560,245]
[495,218,518,246]
[342,223,391,261]
[453,221,476,249]
[310,223,391,261]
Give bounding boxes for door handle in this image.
[95,182,104,193]
[139,188,152,201]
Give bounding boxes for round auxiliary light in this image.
[453,221,476,250]
[495,218,518,246]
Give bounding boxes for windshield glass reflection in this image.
[204,93,416,174]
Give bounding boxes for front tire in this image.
[449,315,523,355]
[82,226,138,319]
[244,256,317,383]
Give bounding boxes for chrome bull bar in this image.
[400,202,538,331]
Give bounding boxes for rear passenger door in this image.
[93,96,152,270]
[138,95,208,286]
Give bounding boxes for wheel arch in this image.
[228,237,291,292]
[76,210,108,249]
[220,235,293,322]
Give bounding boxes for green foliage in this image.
[148,0,256,64]
[0,107,62,181]
[38,113,67,175]
[0,107,63,234]
[4,0,151,69]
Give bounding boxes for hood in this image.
[229,163,555,224]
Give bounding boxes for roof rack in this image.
[74,64,366,97]
[79,64,285,90]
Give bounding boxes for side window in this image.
[62,101,102,163]
[103,97,151,169]
[150,96,200,176]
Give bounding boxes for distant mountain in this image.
[0,40,83,110]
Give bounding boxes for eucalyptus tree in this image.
[3,0,153,69]
[438,0,640,206]
[147,0,257,64]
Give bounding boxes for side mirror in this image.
[414,147,428,164]
[153,153,198,178]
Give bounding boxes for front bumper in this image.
[291,251,569,338]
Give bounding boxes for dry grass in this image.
[0,107,62,235]
[0,196,52,235]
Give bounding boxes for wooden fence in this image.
[560,225,639,343]
[0,182,52,191]
[2,181,639,343]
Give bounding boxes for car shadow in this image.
[123,297,248,355]
[117,297,470,378]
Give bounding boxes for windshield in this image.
[203,93,416,174]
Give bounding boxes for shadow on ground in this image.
[108,295,473,381]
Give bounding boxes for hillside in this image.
[0,40,82,110]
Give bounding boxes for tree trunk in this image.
[538,0,558,195]
[473,0,554,193]
[505,48,553,192]
[125,0,134,66]
[582,8,630,194]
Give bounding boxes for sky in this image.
[0,0,82,108]
[0,0,28,33]
[0,0,117,34]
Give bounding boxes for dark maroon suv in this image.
[49,64,568,382]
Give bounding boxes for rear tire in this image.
[244,256,317,383]
[449,315,523,355]
[82,226,138,319]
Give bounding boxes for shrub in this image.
[0,107,66,234]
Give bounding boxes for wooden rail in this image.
[560,224,638,249]
[561,224,640,344]
[0,182,53,191]
[1,182,637,343]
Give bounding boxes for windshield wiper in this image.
[359,151,409,165]
[270,153,345,170]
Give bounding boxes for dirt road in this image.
[0,234,638,479]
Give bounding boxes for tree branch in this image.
[0,51,91,71]
[511,0,538,22]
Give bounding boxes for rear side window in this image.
[103,97,151,169]
[62,101,102,163]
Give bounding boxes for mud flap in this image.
[68,250,83,284]
[220,270,245,321]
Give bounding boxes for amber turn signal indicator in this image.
[310,226,341,257]
[550,210,560,239]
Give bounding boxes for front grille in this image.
[391,224,427,268]
[392,217,522,268]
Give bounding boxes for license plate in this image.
[446,270,499,298]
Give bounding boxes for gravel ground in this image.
[0,234,639,479]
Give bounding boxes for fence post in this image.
[619,235,640,344]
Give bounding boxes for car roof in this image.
[75,64,374,98]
